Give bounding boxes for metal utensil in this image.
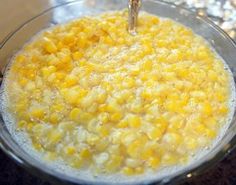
[128,0,141,35]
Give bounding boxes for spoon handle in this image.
[128,0,141,35]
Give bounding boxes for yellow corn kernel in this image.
[50,113,60,124]
[154,116,167,126]
[123,78,135,88]
[43,37,57,53]
[185,137,198,150]
[77,36,87,49]
[116,91,132,104]
[19,78,28,87]
[73,51,83,61]
[80,112,93,122]
[197,50,208,60]
[32,142,42,151]
[204,117,217,128]
[208,70,217,81]
[145,80,156,87]
[64,75,77,87]
[98,104,107,112]
[148,127,163,140]
[130,67,140,76]
[98,125,109,137]
[58,121,74,131]
[130,101,143,113]
[80,148,91,159]
[202,102,212,116]
[163,133,182,146]
[105,155,123,172]
[127,115,141,128]
[48,130,62,144]
[17,120,27,128]
[141,89,152,100]
[95,139,108,152]
[70,158,83,168]
[87,134,99,145]
[98,112,109,124]
[96,93,107,104]
[41,66,56,78]
[127,140,140,158]
[125,158,142,168]
[218,104,229,115]
[135,167,144,174]
[53,73,64,83]
[162,153,178,165]
[65,146,76,155]
[32,124,44,134]
[142,60,153,71]
[195,124,206,134]
[148,157,160,169]
[110,112,123,122]
[141,147,154,160]
[180,155,189,164]
[101,82,113,92]
[165,100,183,113]
[122,167,135,176]
[106,101,121,113]
[26,122,34,131]
[69,108,81,121]
[168,121,184,132]
[215,92,226,102]
[51,104,64,112]
[29,108,45,119]
[16,54,26,63]
[63,33,74,44]
[177,68,189,78]
[25,81,36,91]
[205,129,217,139]
[117,119,128,128]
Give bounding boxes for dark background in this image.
[1,149,236,185]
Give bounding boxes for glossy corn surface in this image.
[5,11,231,175]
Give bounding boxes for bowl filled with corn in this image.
[0,0,236,184]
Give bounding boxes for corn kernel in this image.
[185,137,198,150]
[64,75,78,87]
[117,119,128,128]
[128,115,141,128]
[17,120,27,128]
[148,127,163,140]
[48,130,62,144]
[162,153,178,165]
[69,108,81,122]
[202,102,212,116]
[142,60,153,71]
[218,104,229,115]
[149,157,160,169]
[66,146,76,155]
[122,167,135,175]
[29,108,45,119]
[80,148,91,159]
[105,155,123,171]
[110,112,123,122]
[43,37,57,53]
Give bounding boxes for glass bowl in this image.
[0,0,236,184]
